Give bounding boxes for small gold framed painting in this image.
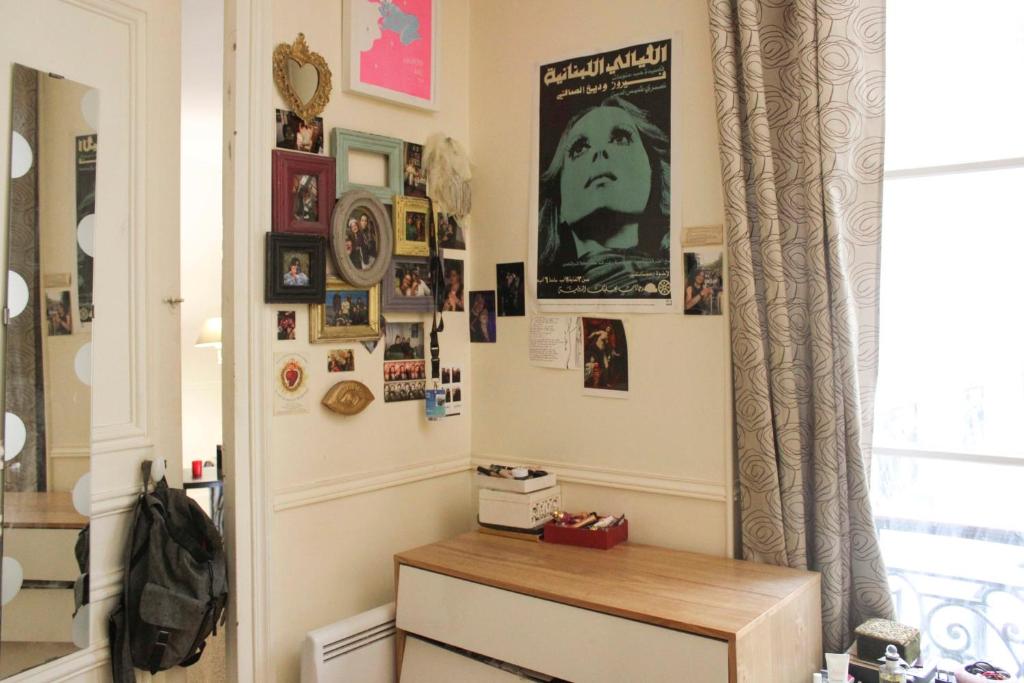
[393,195,431,257]
[309,278,381,343]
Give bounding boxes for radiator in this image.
[300,602,396,683]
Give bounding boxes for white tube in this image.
[825,653,850,683]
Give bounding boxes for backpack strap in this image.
[427,198,444,380]
[179,640,207,668]
[109,494,145,683]
[147,629,171,674]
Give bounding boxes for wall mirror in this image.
[273,33,332,125]
[0,63,96,677]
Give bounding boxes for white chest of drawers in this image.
[394,533,822,683]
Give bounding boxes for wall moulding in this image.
[273,456,473,512]
[470,456,727,503]
[91,485,143,520]
[49,447,91,459]
[90,569,124,603]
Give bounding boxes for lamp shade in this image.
[195,316,222,348]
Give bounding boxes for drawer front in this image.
[3,528,82,581]
[397,565,729,683]
[402,636,528,682]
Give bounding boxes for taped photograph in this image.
[276,109,324,154]
[683,250,724,316]
[582,317,628,397]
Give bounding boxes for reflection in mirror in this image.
[0,64,96,678]
[286,58,319,106]
[273,33,332,125]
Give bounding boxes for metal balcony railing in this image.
[872,446,1024,678]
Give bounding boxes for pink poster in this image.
[354,0,433,103]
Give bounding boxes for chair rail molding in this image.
[470,455,728,502]
[273,456,473,512]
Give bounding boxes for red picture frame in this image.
[272,149,335,236]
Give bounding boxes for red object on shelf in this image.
[543,519,628,550]
[192,460,203,479]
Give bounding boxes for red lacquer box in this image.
[543,519,628,550]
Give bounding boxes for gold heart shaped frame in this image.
[273,33,332,125]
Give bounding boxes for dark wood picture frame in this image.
[383,256,434,313]
[265,232,326,303]
[272,149,336,236]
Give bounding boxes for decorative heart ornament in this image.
[273,33,332,125]
[281,360,305,392]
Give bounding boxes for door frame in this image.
[222,0,274,678]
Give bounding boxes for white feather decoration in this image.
[423,133,472,217]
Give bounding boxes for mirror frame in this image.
[272,33,332,125]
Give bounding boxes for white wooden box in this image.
[478,486,561,529]
[475,471,556,493]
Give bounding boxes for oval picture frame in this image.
[330,189,393,288]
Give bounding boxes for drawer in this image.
[1,587,76,642]
[402,636,530,682]
[3,528,82,581]
[396,565,729,683]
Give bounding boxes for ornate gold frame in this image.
[392,195,431,257]
[309,278,381,343]
[273,33,332,125]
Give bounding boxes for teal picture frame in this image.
[331,128,404,204]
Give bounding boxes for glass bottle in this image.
[879,644,906,683]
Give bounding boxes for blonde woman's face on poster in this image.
[559,106,651,226]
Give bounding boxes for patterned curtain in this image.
[707,0,893,653]
[5,64,46,492]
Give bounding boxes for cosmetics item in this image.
[591,514,623,530]
[570,513,597,529]
[510,467,529,479]
[880,644,906,683]
[825,653,850,683]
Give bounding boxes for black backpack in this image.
[108,461,228,681]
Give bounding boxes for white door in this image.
[0,1,182,680]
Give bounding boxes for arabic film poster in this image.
[535,40,674,309]
[76,134,96,324]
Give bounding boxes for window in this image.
[873,1,1024,675]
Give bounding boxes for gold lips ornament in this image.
[321,380,374,415]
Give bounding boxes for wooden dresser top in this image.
[396,532,820,642]
[2,491,88,529]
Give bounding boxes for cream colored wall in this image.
[468,0,732,555]
[267,0,474,679]
[264,1,731,677]
[37,74,92,492]
[180,0,224,472]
